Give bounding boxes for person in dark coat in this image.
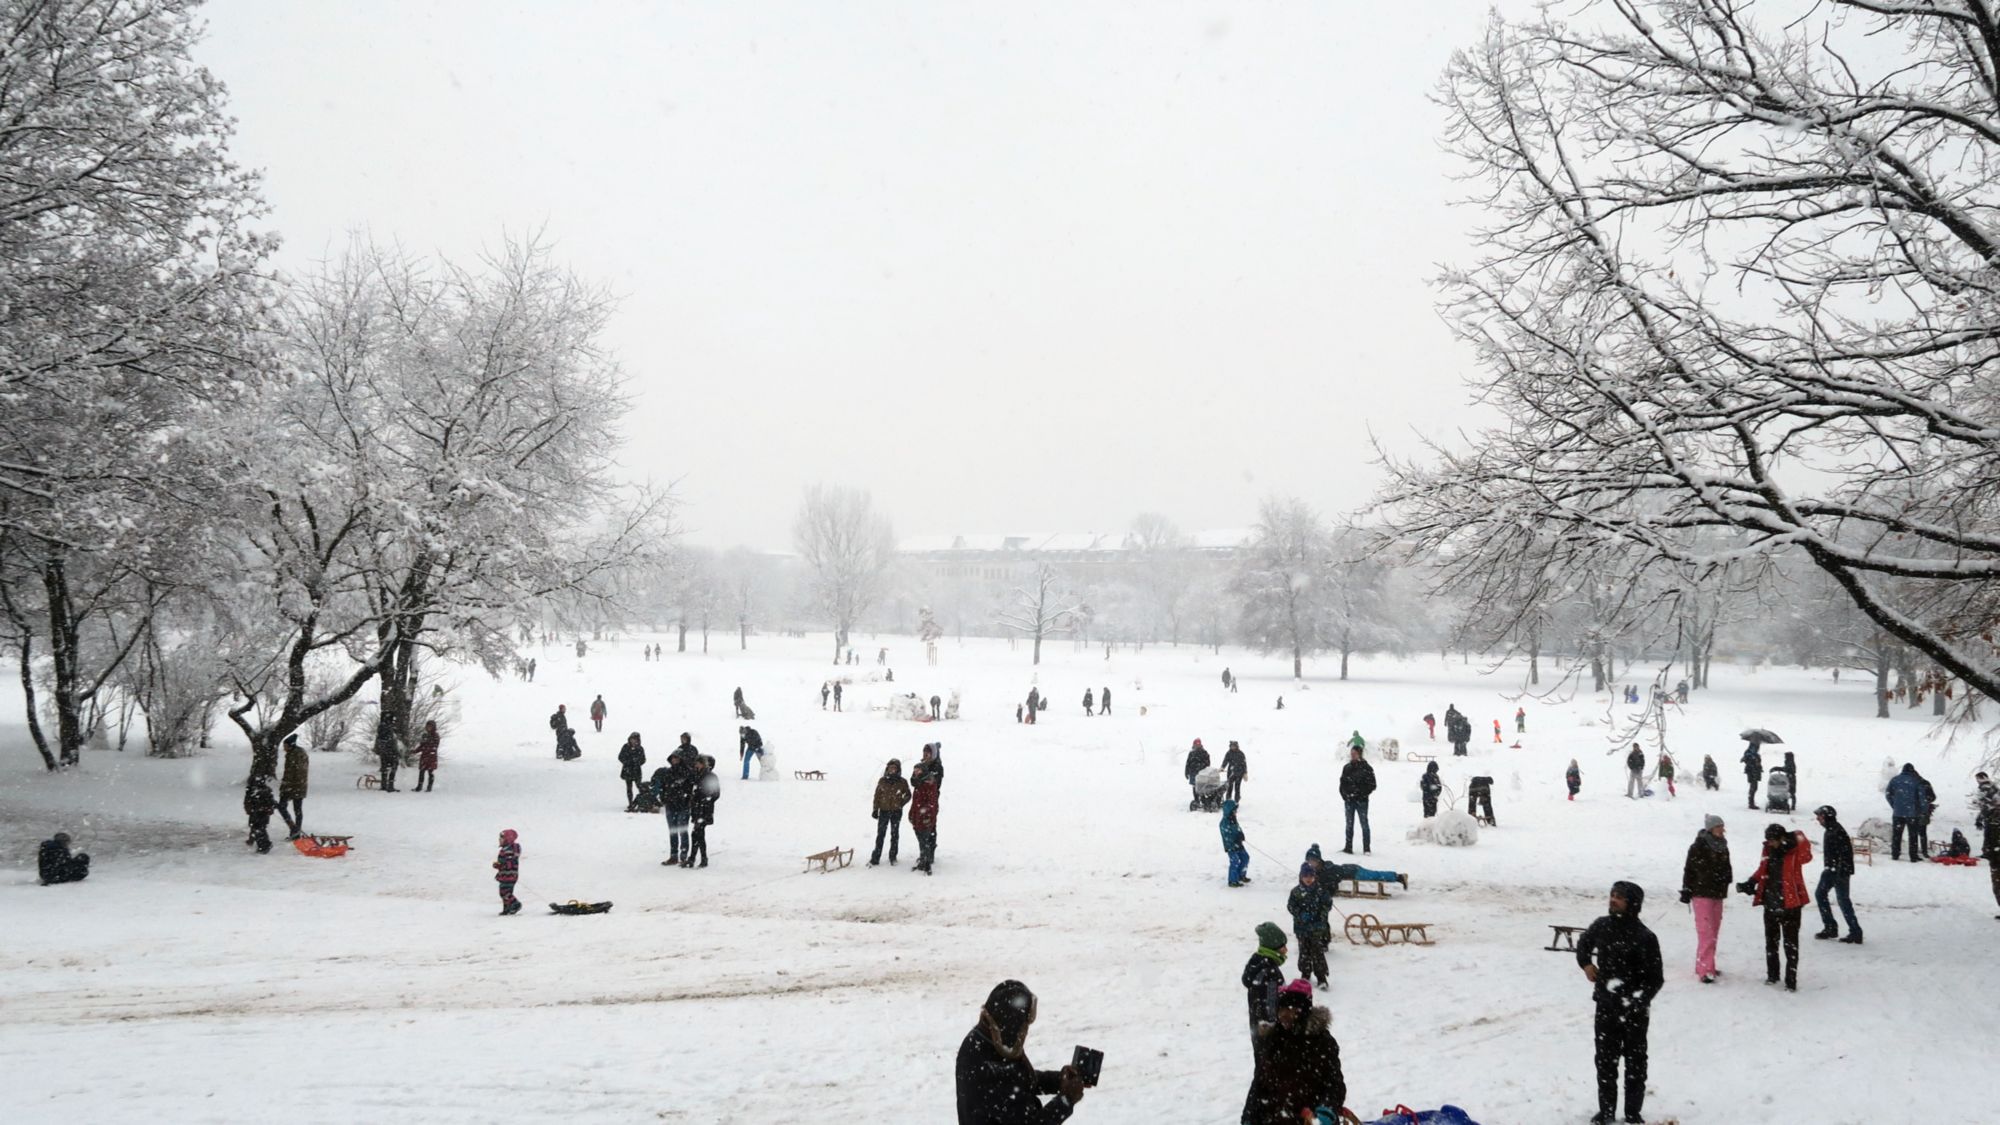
[1983,802,2000,918]
[833,681,843,712]
[910,743,943,874]
[1700,755,1719,791]
[413,721,440,791]
[736,725,764,780]
[278,734,310,839]
[1467,775,1497,825]
[1100,686,1111,715]
[37,833,89,885]
[1886,763,1925,861]
[619,733,648,808]
[1242,922,1288,1042]
[555,724,581,761]
[1576,880,1664,1125]
[1222,741,1248,804]
[651,739,700,865]
[1624,743,1646,800]
[821,682,831,710]
[685,756,721,867]
[590,694,608,732]
[1337,748,1376,854]
[1243,981,1345,1125]
[1420,761,1443,817]
[243,773,277,854]
[1184,739,1212,811]
[953,980,1086,1124]
[373,722,401,792]
[1741,742,1764,810]
[1812,805,1862,943]
[1915,769,1938,858]
[1444,704,1470,756]
[1286,864,1333,989]
[1678,815,1732,982]
[1782,751,1798,807]
[732,686,749,720]
[870,758,912,865]
[1023,687,1038,724]
[1565,759,1581,802]
[1082,688,1094,716]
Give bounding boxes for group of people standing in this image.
[868,744,944,873]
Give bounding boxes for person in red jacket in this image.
[909,743,944,875]
[1740,824,1813,991]
[413,721,440,792]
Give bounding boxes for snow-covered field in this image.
[2,636,1995,1124]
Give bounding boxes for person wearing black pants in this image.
[373,725,401,792]
[1419,762,1442,818]
[869,759,911,866]
[1743,824,1813,991]
[1575,880,1663,1125]
[1221,741,1248,804]
[686,756,719,868]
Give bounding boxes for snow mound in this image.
[1408,809,1480,847]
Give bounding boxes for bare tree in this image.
[792,485,896,661]
[996,562,1080,665]
[1393,1,2000,711]
[1232,496,1331,680]
[1130,512,1194,645]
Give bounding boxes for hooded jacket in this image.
[954,983,1073,1125]
[279,743,310,799]
[1420,762,1443,798]
[618,737,647,781]
[1337,759,1376,802]
[1241,948,1286,1032]
[1221,745,1248,781]
[872,765,912,815]
[1820,816,1854,875]
[1749,832,1814,910]
[1244,1002,1345,1125]
[1681,831,1733,899]
[1219,800,1247,851]
[1575,881,1664,1012]
[1886,765,1925,818]
[1184,743,1211,781]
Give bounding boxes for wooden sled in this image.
[1545,924,1584,952]
[794,770,826,780]
[805,846,853,873]
[549,900,613,915]
[1329,877,1393,899]
[355,774,379,789]
[1343,913,1435,947]
[1406,752,1435,764]
[293,835,351,858]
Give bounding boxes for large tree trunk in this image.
[1529,635,1541,686]
[677,622,687,652]
[14,633,56,770]
[739,617,747,650]
[42,557,85,766]
[1293,646,1303,680]
[1339,643,1350,681]
[1874,655,1890,719]
[1031,629,1042,665]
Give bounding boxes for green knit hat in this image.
[1256,922,1287,950]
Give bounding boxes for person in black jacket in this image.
[1576,880,1664,1125]
[1983,803,2000,918]
[1338,748,1376,855]
[1221,741,1248,804]
[651,740,700,866]
[618,733,647,809]
[1286,865,1333,989]
[1243,982,1346,1125]
[686,756,721,868]
[738,725,764,780]
[954,980,1086,1124]
[1678,815,1732,982]
[244,773,277,854]
[37,832,90,885]
[1419,761,1443,818]
[1741,743,1764,810]
[1624,744,1646,800]
[1812,806,1862,943]
[1184,739,1212,812]
[1242,922,1288,1043]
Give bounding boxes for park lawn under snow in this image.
[1,635,1996,1124]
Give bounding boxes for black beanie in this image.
[1612,880,1646,916]
[982,980,1036,1042]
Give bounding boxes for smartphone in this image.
[1070,1045,1104,1087]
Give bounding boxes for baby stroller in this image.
[1764,768,1793,813]
[1193,766,1226,813]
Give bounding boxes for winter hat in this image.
[1299,863,1317,881]
[981,980,1037,1043]
[1280,978,1315,999]
[1256,922,1288,950]
[1814,805,1838,821]
[282,734,299,747]
[499,829,517,844]
[1305,843,1323,863]
[52,832,70,846]
[1192,738,1204,749]
[1765,823,1788,842]
[1611,879,1645,916]
[1703,814,1724,830]
[1277,986,1314,1014]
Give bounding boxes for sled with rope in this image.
[292,835,353,858]
[1342,912,1435,947]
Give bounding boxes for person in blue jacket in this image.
[1886,763,1926,862]
[1221,799,1251,887]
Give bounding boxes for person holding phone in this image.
[955,980,1087,1123]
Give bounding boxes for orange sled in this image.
[293,836,352,858]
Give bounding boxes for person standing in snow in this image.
[412,721,440,792]
[1700,755,1720,791]
[1183,739,1211,811]
[618,732,648,808]
[1420,761,1443,817]
[1741,742,1764,810]
[1338,748,1376,855]
[1915,768,1938,858]
[589,694,608,733]
[686,756,721,868]
[277,734,310,839]
[493,828,521,915]
[1515,706,1526,734]
[1082,688,1094,716]
[1886,763,1926,862]
[1782,751,1798,807]
[1656,750,1676,798]
[821,682,831,710]
[1222,667,1233,691]
[1576,880,1664,1124]
[1740,824,1813,991]
[1983,798,2000,919]
[930,694,943,720]
[1222,740,1248,804]
[1445,705,1471,757]
[1467,775,1497,825]
[833,681,844,712]
[1811,806,1862,944]
[732,686,749,720]
[953,980,1086,1124]
[373,721,402,793]
[243,772,277,854]
[1243,979,1346,1125]
[549,703,570,752]
[1221,799,1252,886]
[1423,712,1436,740]
[1243,922,1288,1041]
[1624,743,1646,799]
[1975,771,1998,829]
[1492,718,1503,744]
[1100,686,1111,715]
[653,739,700,866]
[1023,687,1038,724]
[1287,864,1333,990]
[909,743,944,874]
[1679,815,1732,983]
[869,758,911,866]
[1566,759,1582,802]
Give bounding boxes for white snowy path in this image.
[2,638,1995,1124]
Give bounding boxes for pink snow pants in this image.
[1693,895,1724,978]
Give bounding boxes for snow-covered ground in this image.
[2,636,1995,1124]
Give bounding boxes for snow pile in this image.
[1408,808,1480,846]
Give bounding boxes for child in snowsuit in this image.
[1221,799,1251,887]
[687,757,721,867]
[1701,755,1720,791]
[243,773,277,854]
[1566,759,1582,801]
[1287,863,1333,989]
[493,828,521,915]
[1657,751,1676,797]
[1419,761,1442,818]
[1516,707,1526,733]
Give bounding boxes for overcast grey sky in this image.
[197,1,1519,549]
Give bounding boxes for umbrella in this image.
[1739,729,1783,744]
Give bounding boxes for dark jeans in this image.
[871,809,902,863]
[1422,793,1439,818]
[1451,740,1468,757]
[1469,791,1495,825]
[1746,778,1760,808]
[625,778,641,806]
[1916,817,1932,857]
[246,812,272,853]
[1224,776,1243,802]
[1592,1003,1648,1120]
[1990,862,2000,910]
[1343,798,1371,852]
[914,828,937,871]
[1763,906,1802,986]
[689,821,709,865]
[1816,870,1860,937]
[1295,931,1330,984]
[378,756,399,791]
[1892,816,1921,861]
[277,796,304,838]
[415,768,435,791]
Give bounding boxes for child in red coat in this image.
[1740,825,1813,990]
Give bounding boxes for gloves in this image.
[1678,889,1693,905]
[1736,879,1756,896]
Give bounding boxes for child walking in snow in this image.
[1567,759,1582,801]
[493,829,521,915]
[1221,799,1251,887]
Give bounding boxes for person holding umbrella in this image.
[1740,729,1781,811]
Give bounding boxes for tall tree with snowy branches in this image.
[792,485,895,662]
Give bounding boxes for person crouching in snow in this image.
[1740,823,1813,991]
[1287,864,1333,989]
[1243,922,1288,1043]
[1221,799,1252,887]
[1566,759,1582,801]
[493,829,521,915]
[1244,979,1345,1125]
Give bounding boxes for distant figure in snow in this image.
[1566,759,1581,801]
[869,758,911,866]
[1275,696,1284,710]
[1626,743,1647,799]
[1657,750,1676,798]
[575,638,586,659]
[929,694,942,721]
[1100,686,1111,715]
[732,687,750,720]
[493,828,521,915]
[414,720,440,792]
[1886,763,1927,862]
[590,694,608,732]
[1468,775,1497,826]
[877,647,886,665]
[1184,739,1212,811]
[243,772,276,854]
[737,726,763,781]
[1023,687,1038,724]
[1679,814,1732,983]
[1741,740,1764,809]
[373,721,401,792]
[1220,799,1251,887]
[909,743,943,874]
[885,668,894,683]
[1782,751,1798,807]
[278,734,310,838]
[1338,747,1376,855]
[526,657,536,682]
[1346,731,1365,753]
[1700,755,1720,791]
[37,832,89,885]
[1576,881,1663,1124]
[1082,688,1095,717]
[1423,712,1436,740]
[1015,703,1023,724]
[833,681,843,712]
[1222,741,1248,804]
[1445,705,1471,756]
[1516,706,1527,733]
[821,682,830,710]
[1420,760,1443,817]
[686,756,720,867]
[619,732,648,807]
[1222,668,1233,691]
[1492,718,1503,744]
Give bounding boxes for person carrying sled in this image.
[590,694,608,732]
[953,980,1087,1124]
[1576,880,1664,1124]
[37,832,90,885]
[1183,739,1212,811]
[1242,922,1287,1042]
[1420,760,1443,817]
[493,828,521,915]
[1243,979,1345,1125]
[869,758,911,866]
[1221,799,1252,887]
[619,732,648,808]
[1740,823,1812,991]
[1287,864,1334,990]
[910,743,944,874]
[1566,759,1582,801]
[1221,740,1248,804]
[1679,815,1732,983]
